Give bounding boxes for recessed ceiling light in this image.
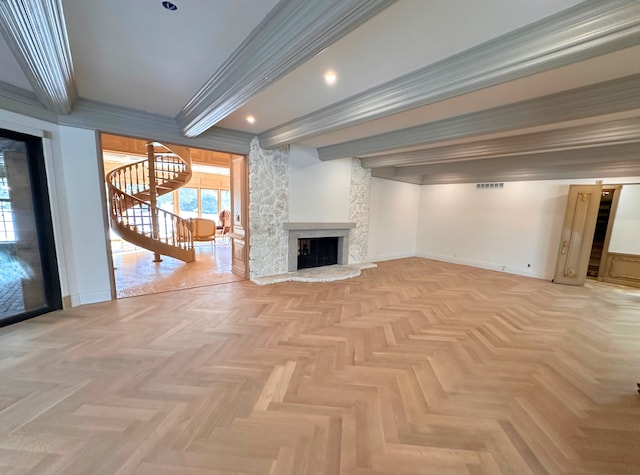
[162,1,178,11]
[246,115,256,124]
[324,71,337,86]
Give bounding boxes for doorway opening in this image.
[0,128,61,326]
[555,183,639,288]
[587,188,615,278]
[101,133,244,298]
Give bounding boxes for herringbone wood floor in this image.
[1,258,639,474]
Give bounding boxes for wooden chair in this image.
[217,210,231,239]
[192,217,216,245]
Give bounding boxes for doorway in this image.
[587,188,616,278]
[101,133,244,298]
[0,128,61,326]
[554,183,639,288]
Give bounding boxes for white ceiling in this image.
[0,0,638,184]
[62,0,280,116]
[0,33,31,90]
[217,0,585,133]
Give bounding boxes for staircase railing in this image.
[106,143,196,263]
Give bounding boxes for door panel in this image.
[553,184,602,286]
[1,129,61,326]
[230,155,248,278]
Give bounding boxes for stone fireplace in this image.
[284,222,355,272]
[248,138,371,281]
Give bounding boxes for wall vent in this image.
[476,182,504,190]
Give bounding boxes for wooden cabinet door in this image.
[553,184,602,286]
[230,155,248,278]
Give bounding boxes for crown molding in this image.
[361,117,640,169]
[0,80,58,122]
[0,86,253,153]
[378,143,640,185]
[372,156,640,186]
[260,0,640,149]
[370,169,423,185]
[318,74,640,161]
[177,0,395,137]
[0,0,76,114]
[59,100,253,154]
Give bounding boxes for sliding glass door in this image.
[0,128,61,327]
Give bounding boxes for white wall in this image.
[0,109,112,306]
[415,177,640,280]
[57,125,112,305]
[609,184,640,255]
[368,178,420,262]
[288,144,351,223]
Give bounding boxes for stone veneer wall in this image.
[348,158,371,264]
[248,137,290,279]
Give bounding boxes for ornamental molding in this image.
[0,0,76,114]
[0,85,253,153]
[0,80,58,122]
[177,0,395,137]
[260,0,640,149]
[360,117,640,169]
[59,99,253,154]
[372,142,640,185]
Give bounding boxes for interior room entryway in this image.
[101,133,245,298]
[554,183,640,288]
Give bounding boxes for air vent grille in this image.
[476,182,504,190]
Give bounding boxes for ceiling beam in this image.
[318,74,640,161]
[260,0,640,149]
[360,117,640,169]
[385,143,640,185]
[415,160,640,185]
[177,0,395,138]
[372,155,640,186]
[0,0,76,114]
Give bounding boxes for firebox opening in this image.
[297,237,339,270]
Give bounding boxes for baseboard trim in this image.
[369,252,416,263]
[70,289,112,307]
[415,252,553,280]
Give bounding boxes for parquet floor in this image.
[1,257,639,474]
[112,240,241,298]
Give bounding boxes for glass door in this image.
[0,128,61,327]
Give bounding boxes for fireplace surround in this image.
[284,222,355,272]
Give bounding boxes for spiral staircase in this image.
[106,142,196,263]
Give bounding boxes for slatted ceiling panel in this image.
[0,258,639,473]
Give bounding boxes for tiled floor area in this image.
[111,239,243,298]
[0,279,24,320]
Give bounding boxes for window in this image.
[157,191,173,213]
[165,186,229,221]
[0,129,62,326]
[221,189,231,214]
[0,156,15,242]
[201,188,218,221]
[178,187,198,218]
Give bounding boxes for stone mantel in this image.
[285,222,355,272]
[283,222,356,231]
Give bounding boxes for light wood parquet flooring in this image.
[1,257,639,474]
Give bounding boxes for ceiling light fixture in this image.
[324,71,337,86]
[246,115,256,124]
[162,1,178,11]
